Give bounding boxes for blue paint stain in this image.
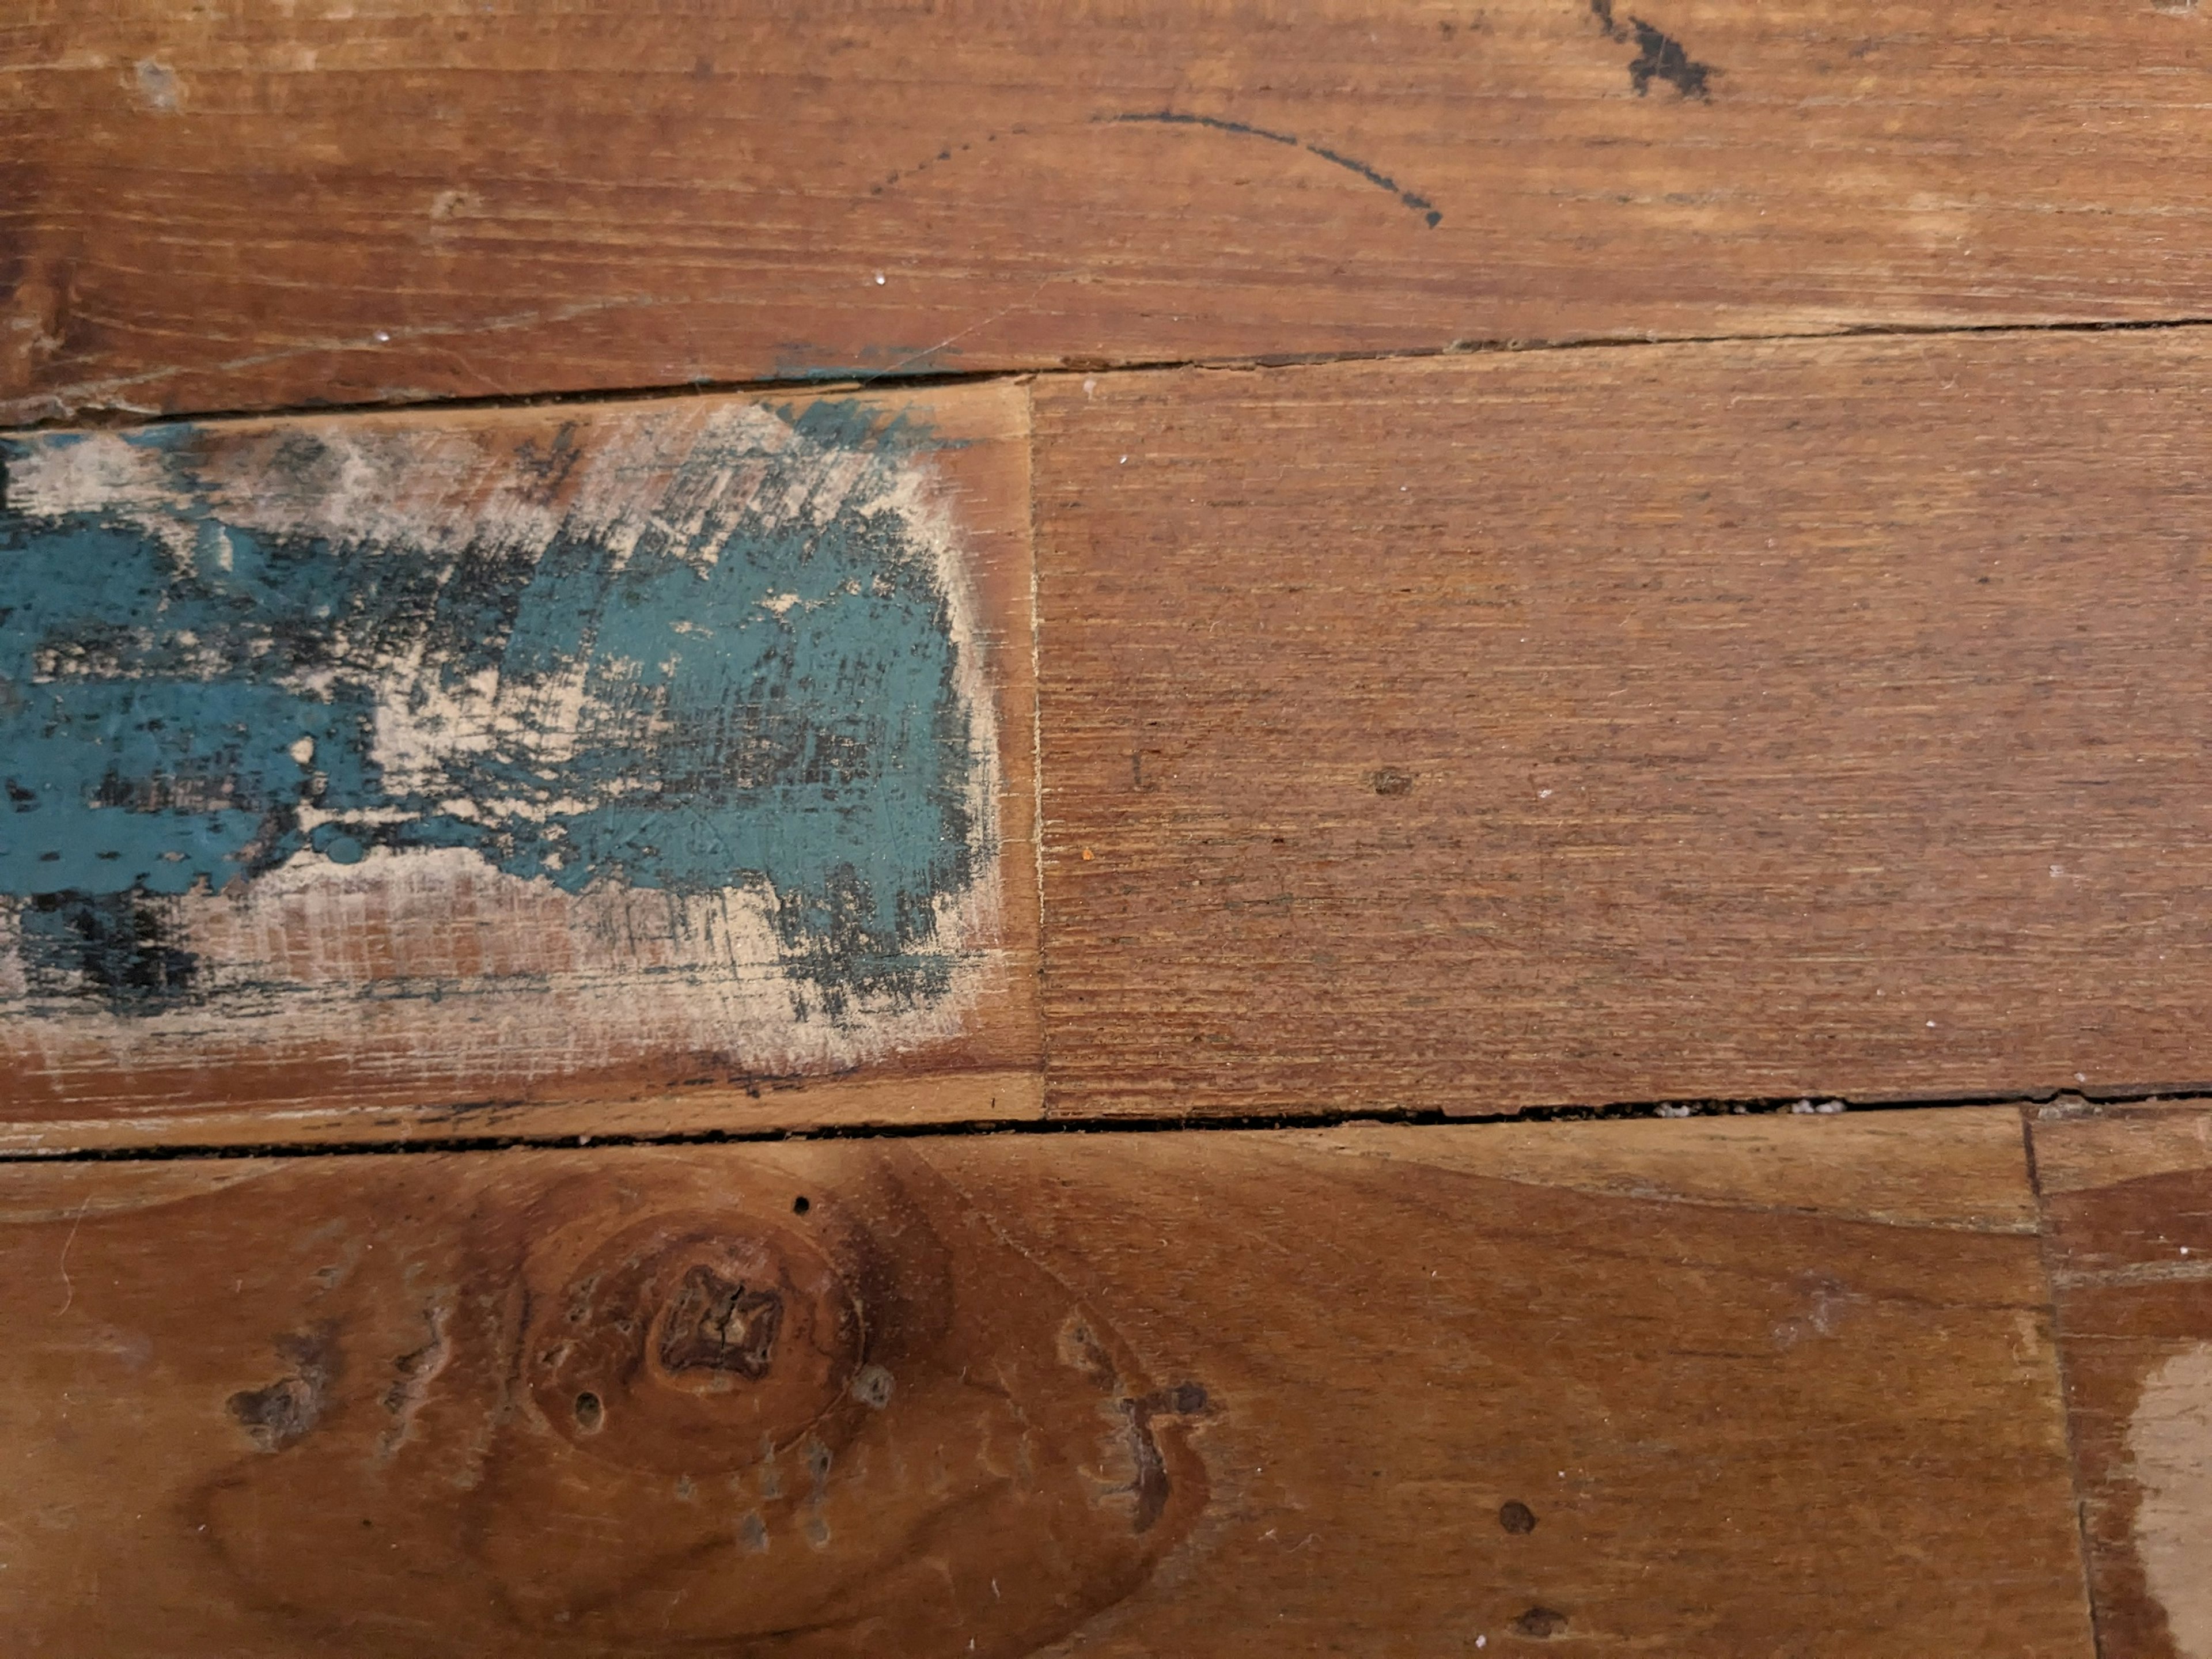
[0,405,984,1018]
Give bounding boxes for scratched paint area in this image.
[0,393,1021,1105]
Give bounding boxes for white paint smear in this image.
[2129,1341,2212,1656]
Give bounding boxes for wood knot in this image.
[659,1264,782,1378]
[227,1329,336,1453]
[525,1217,865,1474]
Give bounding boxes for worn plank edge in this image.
[0,1068,1047,1156]
[21,317,2212,433]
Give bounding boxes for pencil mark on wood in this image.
[1102,112,1443,228]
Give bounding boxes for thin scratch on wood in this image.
[55,1196,88,1314]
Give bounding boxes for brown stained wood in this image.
[2031,1102,2212,1659]
[0,1107,2090,1655]
[8,1,2212,422]
[0,380,1041,1145]
[1035,331,2212,1118]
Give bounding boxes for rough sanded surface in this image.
[1035,332,2212,1117]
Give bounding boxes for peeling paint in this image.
[0,397,1003,1069]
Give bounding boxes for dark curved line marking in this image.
[1111,110,1301,149]
[870,127,1025,197]
[1103,112,1442,228]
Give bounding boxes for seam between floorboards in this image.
[2021,1104,2112,1659]
[5,1085,2209,1164]
[14,313,2212,433]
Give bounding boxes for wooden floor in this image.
[6,3,2212,1653]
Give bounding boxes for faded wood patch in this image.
[2033,1103,2212,1659]
[0,1108,2091,1656]
[0,384,1040,1141]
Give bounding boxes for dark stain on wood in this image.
[1626,16,1715,99]
[227,1328,337,1453]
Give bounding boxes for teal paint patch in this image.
[0,405,989,1021]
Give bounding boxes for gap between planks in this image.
[2021,1105,2113,1659]
[14,313,2212,437]
[6,1088,2209,1166]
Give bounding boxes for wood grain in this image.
[0,380,1040,1145]
[9,1,2212,422]
[0,1106,2091,1655]
[1035,330,2212,1117]
[2032,1101,2212,1659]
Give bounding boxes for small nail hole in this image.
[792,1196,811,1215]
[573,1391,604,1433]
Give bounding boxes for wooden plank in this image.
[2032,1100,2212,1659]
[0,1107,2092,1654]
[8,1,2212,422]
[0,382,1041,1146]
[1035,331,2212,1117]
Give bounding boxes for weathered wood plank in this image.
[0,1107,2092,1654]
[0,381,1040,1144]
[2032,1100,2212,1659]
[8,1,2212,421]
[1035,331,2212,1117]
